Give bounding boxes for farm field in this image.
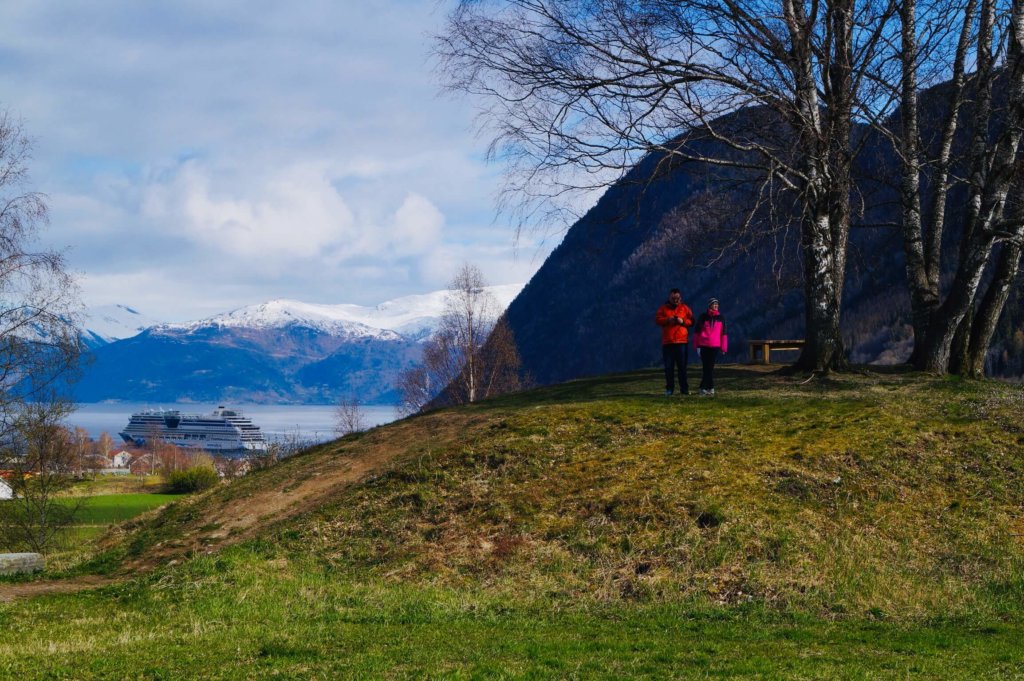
[58,493,184,546]
[71,493,184,525]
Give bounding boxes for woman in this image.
[693,298,728,396]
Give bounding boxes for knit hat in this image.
[708,297,719,307]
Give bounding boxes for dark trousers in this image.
[700,347,718,390]
[662,343,689,393]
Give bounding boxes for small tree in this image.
[334,394,367,436]
[216,455,250,479]
[396,365,433,417]
[156,442,190,475]
[247,429,310,471]
[398,264,523,413]
[69,426,90,477]
[0,400,84,552]
[247,446,281,472]
[96,431,114,457]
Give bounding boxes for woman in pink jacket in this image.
[693,298,728,396]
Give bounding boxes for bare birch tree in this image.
[69,426,90,477]
[0,112,82,431]
[96,431,114,459]
[884,0,1024,375]
[437,0,902,372]
[396,364,434,417]
[334,394,367,436]
[397,264,523,413]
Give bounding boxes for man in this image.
[655,288,693,395]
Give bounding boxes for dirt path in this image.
[0,575,115,602]
[0,410,474,603]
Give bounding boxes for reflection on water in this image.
[67,402,399,445]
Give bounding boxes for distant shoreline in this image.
[65,402,399,444]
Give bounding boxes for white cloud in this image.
[0,1,569,321]
[141,161,355,262]
[389,193,444,256]
[137,161,447,269]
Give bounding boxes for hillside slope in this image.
[84,366,1024,618]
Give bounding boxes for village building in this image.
[111,451,133,468]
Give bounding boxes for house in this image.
[0,478,12,500]
[111,451,133,468]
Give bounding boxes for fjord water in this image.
[68,402,398,445]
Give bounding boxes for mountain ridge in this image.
[74,284,523,404]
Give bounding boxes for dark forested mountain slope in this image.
[505,101,1022,385]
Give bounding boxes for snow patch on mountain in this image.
[153,284,524,340]
[82,304,163,347]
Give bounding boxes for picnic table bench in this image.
[748,339,805,364]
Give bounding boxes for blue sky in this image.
[0,1,562,322]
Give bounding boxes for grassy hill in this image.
[2,366,1024,678]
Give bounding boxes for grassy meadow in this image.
[2,366,1023,678]
[2,546,1021,679]
[72,493,184,525]
[56,492,184,548]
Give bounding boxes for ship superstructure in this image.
[119,406,268,454]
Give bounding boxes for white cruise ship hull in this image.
[119,406,268,456]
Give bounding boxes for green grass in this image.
[70,494,183,525]
[44,494,184,557]
[1,545,1022,679]
[2,367,1023,677]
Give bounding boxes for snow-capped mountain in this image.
[74,284,525,404]
[152,284,523,341]
[81,304,164,348]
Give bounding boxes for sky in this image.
[0,1,564,323]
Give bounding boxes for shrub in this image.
[165,466,220,494]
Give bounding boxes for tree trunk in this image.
[827,0,854,312]
[785,0,850,374]
[947,308,974,375]
[963,242,1023,377]
[898,0,942,364]
[796,208,848,372]
[914,230,998,372]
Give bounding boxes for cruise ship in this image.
[119,406,268,454]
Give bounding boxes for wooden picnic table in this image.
[748,339,805,364]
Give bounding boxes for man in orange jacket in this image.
[655,288,694,395]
